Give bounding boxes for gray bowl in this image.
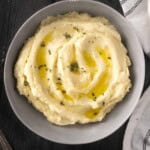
[4,0,145,144]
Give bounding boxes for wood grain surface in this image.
[0,0,150,150]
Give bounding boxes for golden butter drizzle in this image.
[55,76,72,101]
[83,50,96,67]
[36,33,52,80]
[86,47,112,99]
[85,108,100,119]
[43,32,52,45]
[36,31,112,109]
[36,47,47,80]
[85,47,112,119]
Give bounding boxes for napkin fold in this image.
[120,0,150,58]
[120,0,150,149]
[123,86,150,150]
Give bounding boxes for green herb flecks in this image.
[61,90,66,94]
[38,64,47,70]
[92,92,95,96]
[69,62,79,73]
[60,101,65,106]
[102,101,105,106]
[80,67,86,73]
[40,42,46,47]
[64,33,71,39]
[24,80,29,86]
[73,26,79,32]
[48,49,51,55]
[56,77,62,85]
[91,92,97,101]
[93,112,98,116]
[57,77,61,81]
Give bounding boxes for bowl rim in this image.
[4,0,145,144]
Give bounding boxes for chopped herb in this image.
[48,50,51,55]
[56,82,62,85]
[47,78,50,81]
[108,57,111,60]
[40,42,45,47]
[73,26,79,32]
[102,102,105,106]
[93,96,97,101]
[38,64,47,70]
[69,62,79,72]
[61,90,66,94]
[60,101,65,106]
[94,112,98,116]
[24,80,29,86]
[80,67,86,73]
[92,92,95,96]
[83,32,86,35]
[49,69,52,72]
[38,65,44,69]
[27,94,30,97]
[57,77,61,81]
[64,33,71,39]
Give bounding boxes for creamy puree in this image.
[14,12,131,125]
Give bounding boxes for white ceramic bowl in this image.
[4,0,145,144]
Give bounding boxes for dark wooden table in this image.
[0,0,150,150]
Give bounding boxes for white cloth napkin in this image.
[123,86,150,150]
[120,0,150,57]
[120,0,150,149]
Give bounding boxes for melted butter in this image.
[85,108,100,119]
[87,47,112,99]
[43,32,52,44]
[36,47,47,80]
[88,71,109,99]
[69,45,79,73]
[64,94,72,101]
[83,50,96,67]
[36,32,52,80]
[96,47,111,67]
[56,82,72,101]
[79,81,89,89]
[55,74,72,100]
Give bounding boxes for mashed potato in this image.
[14,12,131,125]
